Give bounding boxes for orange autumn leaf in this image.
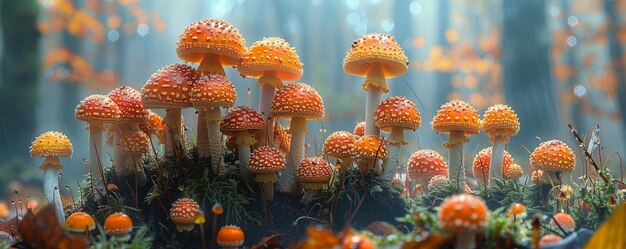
[552,64,575,82]
[464,74,479,89]
[583,53,596,69]
[446,29,459,43]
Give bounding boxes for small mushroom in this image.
[550,212,576,233]
[351,135,388,173]
[438,194,489,249]
[248,146,285,202]
[482,104,520,186]
[104,212,133,241]
[323,131,357,170]
[407,149,448,193]
[65,212,95,234]
[217,225,245,249]
[503,163,523,180]
[170,198,201,232]
[221,106,266,179]
[530,140,576,182]
[472,147,515,187]
[428,175,449,191]
[353,121,366,137]
[507,203,527,221]
[540,234,563,245]
[296,157,331,204]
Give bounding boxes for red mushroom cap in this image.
[141,64,199,109]
[354,122,366,137]
[176,19,246,66]
[472,147,514,180]
[324,131,356,159]
[104,212,133,236]
[220,106,266,134]
[438,194,489,233]
[108,86,149,122]
[249,146,286,174]
[540,234,562,245]
[351,135,388,160]
[550,212,576,233]
[271,83,324,120]
[75,94,121,123]
[296,157,332,188]
[190,74,237,108]
[530,140,576,173]
[121,130,150,155]
[170,198,201,226]
[374,96,421,131]
[406,149,448,183]
[217,225,245,247]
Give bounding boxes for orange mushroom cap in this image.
[351,135,388,160]
[220,106,266,134]
[374,96,421,134]
[273,124,291,154]
[354,122,366,137]
[432,99,481,136]
[428,175,449,190]
[140,111,166,144]
[530,140,576,173]
[121,130,150,155]
[406,149,448,183]
[507,203,527,217]
[271,83,324,120]
[324,131,356,159]
[239,37,303,85]
[65,212,95,233]
[503,163,523,179]
[540,234,563,245]
[550,212,576,233]
[141,64,199,109]
[75,94,121,124]
[176,19,246,66]
[472,147,514,180]
[190,74,237,109]
[108,86,149,122]
[104,212,133,236]
[217,225,245,247]
[438,194,489,233]
[482,104,520,142]
[249,146,286,174]
[296,157,332,189]
[30,131,73,159]
[170,198,201,227]
[531,170,547,185]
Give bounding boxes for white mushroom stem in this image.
[364,63,385,136]
[455,231,477,249]
[196,108,210,158]
[488,136,506,187]
[382,127,405,181]
[88,123,105,200]
[278,117,307,193]
[113,124,131,176]
[236,130,256,180]
[165,108,182,158]
[42,158,64,225]
[207,107,225,174]
[198,54,226,76]
[255,173,279,202]
[257,81,277,148]
[447,130,467,191]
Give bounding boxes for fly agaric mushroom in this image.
[432,99,481,190]
[238,37,303,147]
[217,225,245,249]
[121,130,150,184]
[407,149,448,192]
[190,74,237,173]
[428,175,449,191]
[550,212,576,233]
[374,96,421,181]
[108,86,149,175]
[221,106,266,179]
[248,146,285,201]
[507,203,527,221]
[530,140,576,183]
[482,104,520,186]
[503,163,523,180]
[540,234,563,245]
[104,212,133,241]
[30,131,73,224]
[472,147,515,187]
[354,122,366,137]
[271,83,324,193]
[75,94,120,200]
[343,33,408,136]
[176,18,246,76]
[351,135,388,173]
[170,198,201,232]
[65,212,95,234]
[296,157,332,204]
[438,194,489,249]
[140,110,166,146]
[323,131,357,170]
[141,64,199,159]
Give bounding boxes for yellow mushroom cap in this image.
[351,135,388,160]
[482,104,520,142]
[239,37,303,84]
[176,18,246,66]
[323,131,356,159]
[271,83,325,120]
[374,96,421,131]
[432,99,481,135]
[30,131,73,159]
[343,33,408,78]
[530,139,576,173]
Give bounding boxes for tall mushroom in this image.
[296,157,332,204]
[351,135,388,173]
[343,33,408,136]
[141,64,199,159]
[530,140,575,183]
[190,74,237,174]
[374,96,421,180]
[482,104,520,185]
[271,83,325,193]
[220,106,266,179]
[120,130,150,184]
[248,146,285,202]
[323,131,357,169]
[438,194,489,249]
[431,99,481,190]
[238,37,303,147]
[472,147,515,187]
[75,94,120,200]
[108,86,149,175]
[406,149,448,192]
[29,131,73,224]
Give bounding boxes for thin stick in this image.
[568,124,608,183]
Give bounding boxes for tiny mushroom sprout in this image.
[407,149,448,193]
[374,96,421,181]
[248,146,286,201]
[176,18,246,76]
[220,106,266,179]
[351,135,388,174]
[343,33,408,136]
[170,198,201,232]
[391,177,405,192]
[120,130,150,184]
[190,74,237,173]
[238,37,303,147]
[354,122,366,137]
[323,131,357,170]
[75,94,120,200]
[432,99,481,191]
[428,175,450,191]
[271,83,325,193]
[482,104,520,186]
[140,110,167,146]
[438,194,489,249]
[108,86,149,175]
[65,212,95,234]
[217,225,245,249]
[540,234,563,245]
[30,131,73,224]
[472,147,515,187]
[550,212,576,233]
[530,140,576,182]
[104,212,133,241]
[141,64,199,158]
[507,203,527,221]
[503,163,523,180]
[296,157,332,204]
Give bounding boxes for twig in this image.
[567,124,608,183]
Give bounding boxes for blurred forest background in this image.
[0,0,625,200]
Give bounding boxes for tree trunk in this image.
[605,0,626,142]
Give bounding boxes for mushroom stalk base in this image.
[261,181,275,202]
[165,108,182,159]
[447,130,467,192]
[113,124,132,176]
[198,54,225,76]
[279,117,307,194]
[257,84,276,148]
[488,137,506,187]
[364,88,382,136]
[455,231,476,249]
[88,125,105,200]
[44,168,64,225]
[196,108,210,158]
[207,108,225,174]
